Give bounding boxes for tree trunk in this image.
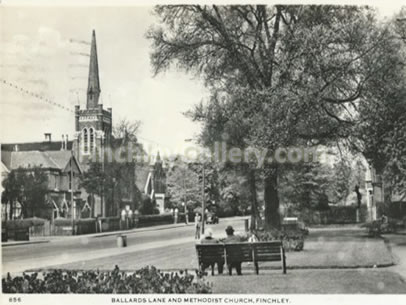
[264,165,280,229]
[249,168,258,231]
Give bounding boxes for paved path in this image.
[384,233,406,280]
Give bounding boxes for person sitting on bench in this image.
[223,225,243,275]
[200,228,224,274]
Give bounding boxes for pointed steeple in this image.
[86,30,101,109]
[156,151,162,163]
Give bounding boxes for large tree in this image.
[166,156,201,210]
[2,167,48,219]
[148,5,398,228]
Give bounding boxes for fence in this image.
[3,212,184,237]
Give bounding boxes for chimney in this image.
[44,133,52,142]
[61,135,65,150]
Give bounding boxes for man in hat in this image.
[223,225,243,275]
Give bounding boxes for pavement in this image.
[383,231,406,281]
[1,222,191,247]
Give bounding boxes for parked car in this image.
[206,212,219,224]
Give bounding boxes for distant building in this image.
[142,152,167,213]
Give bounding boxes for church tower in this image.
[73,30,112,164]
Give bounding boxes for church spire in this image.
[86,30,101,109]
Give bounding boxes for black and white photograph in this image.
[1,0,406,303]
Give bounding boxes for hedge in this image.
[2,266,212,294]
[299,205,362,225]
[137,213,174,227]
[4,218,47,230]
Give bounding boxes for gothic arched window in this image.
[83,128,88,154]
[89,128,95,154]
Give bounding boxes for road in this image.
[1,217,247,274]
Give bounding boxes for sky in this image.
[0,5,207,156]
[0,2,404,156]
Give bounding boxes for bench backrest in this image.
[196,241,284,264]
[224,243,253,263]
[252,241,283,262]
[196,244,225,264]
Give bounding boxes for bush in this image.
[138,213,174,227]
[361,219,398,237]
[2,266,212,294]
[253,229,305,252]
[53,218,74,226]
[4,218,46,230]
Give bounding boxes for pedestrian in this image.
[223,225,243,275]
[248,231,258,242]
[194,213,201,239]
[200,228,224,274]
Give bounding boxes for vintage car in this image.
[206,212,219,224]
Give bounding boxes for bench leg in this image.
[228,264,232,276]
[282,253,287,274]
[218,262,224,275]
[236,263,242,276]
[280,247,287,274]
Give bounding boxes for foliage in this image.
[148,5,397,229]
[1,167,49,219]
[3,218,47,229]
[80,160,136,217]
[351,11,406,196]
[253,229,305,252]
[2,266,212,294]
[361,219,398,237]
[218,168,251,216]
[138,194,157,215]
[166,156,201,209]
[279,161,331,211]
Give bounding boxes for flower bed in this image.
[254,229,305,252]
[2,266,212,294]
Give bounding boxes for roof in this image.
[1,161,9,174]
[392,192,406,202]
[1,141,73,152]
[135,165,151,191]
[1,150,81,173]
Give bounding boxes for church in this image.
[1,30,167,221]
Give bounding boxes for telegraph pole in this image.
[70,149,75,234]
[201,163,205,236]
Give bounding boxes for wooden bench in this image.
[196,241,286,275]
[195,244,225,275]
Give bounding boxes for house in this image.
[1,147,83,220]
